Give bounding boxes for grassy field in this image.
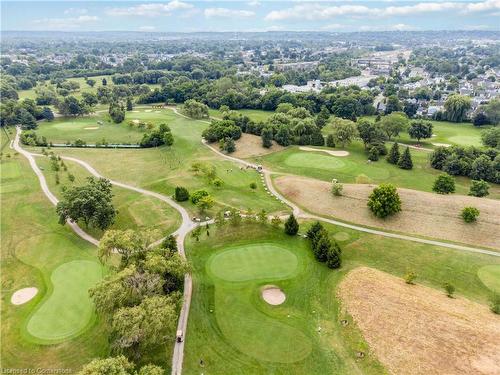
[259,144,500,198]
[31,110,288,218]
[35,156,181,239]
[208,108,274,122]
[183,222,499,374]
[1,152,109,369]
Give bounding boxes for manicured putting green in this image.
[209,243,298,282]
[27,260,103,342]
[448,135,481,147]
[284,153,346,170]
[477,265,500,293]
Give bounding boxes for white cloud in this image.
[391,23,415,31]
[248,0,261,6]
[32,15,99,30]
[204,8,255,18]
[359,23,417,31]
[138,25,156,31]
[464,0,500,12]
[106,1,193,17]
[64,8,88,15]
[265,0,500,21]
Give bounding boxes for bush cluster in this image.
[306,222,342,269]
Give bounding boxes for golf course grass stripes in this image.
[208,243,299,282]
[26,260,103,342]
[477,265,500,293]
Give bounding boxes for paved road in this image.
[13,127,195,375]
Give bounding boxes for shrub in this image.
[220,137,236,153]
[249,182,257,190]
[284,214,299,235]
[490,294,500,314]
[174,186,189,202]
[367,184,401,218]
[326,241,342,269]
[326,134,335,148]
[190,189,209,204]
[468,180,490,197]
[355,174,372,184]
[443,282,455,298]
[404,271,417,284]
[271,215,282,227]
[368,146,379,161]
[331,181,343,196]
[432,174,455,194]
[212,178,224,188]
[461,206,479,223]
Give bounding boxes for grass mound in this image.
[477,265,500,293]
[26,260,103,342]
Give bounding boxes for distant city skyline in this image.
[1,0,500,33]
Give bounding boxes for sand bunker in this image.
[132,119,140,124]
[339,267,500,375]
[299,146,349,157]
[11,287,38,305]
[432,143,451,147]
[145,109,152,112]
[84,127,99,130]
[132,110,140,113]
[262,285,286,305]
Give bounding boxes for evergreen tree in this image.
[387,142,400,164]
[397,147,413,169]
[306,221,324,240]
[275,125,291,146]
[126,97,133,111]
[368,146,379,161]
[284,214,299,235]
[313,232,330,262]
[326,241,342,269]
[261,127,273,148]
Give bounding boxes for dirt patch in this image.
[274,175,500,249]
[232,133,284,159]
[11,287,38,305]
[299,146,350,157]
[83,127,99,130]
[261,285,286,305]
[338,267,500,375]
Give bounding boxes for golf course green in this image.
[26,260,103,342]
[477,265,500,293]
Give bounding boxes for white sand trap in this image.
[132,110,140,113]
[11,287,38,305]
[84,127,99,130]
[132,119,140,124]
[299,146,349,157]
[432,143,451,147]
[145,109,152,112]
[262,285,286,305]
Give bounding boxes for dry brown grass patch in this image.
[338,267,500,375]
[274,175,500,249]
[232,133,284,159]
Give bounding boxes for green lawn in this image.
[26,260,103,343]
[208,108,274,122]
[184,221,499,374]
[32,111,288,217]
[36,156,181,239]
[1,152,109,369]
[477,265,500,294]
[260,144,500,198]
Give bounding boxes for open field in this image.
[338,267,500,375]
[208,108,274,122]
[260,146,500,199]
[31,110,287,217]
[35,156,181,239]
[183,222,499,374]
[1,152,109,368]
[274,174,500,249]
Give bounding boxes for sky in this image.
[1,0,499,33]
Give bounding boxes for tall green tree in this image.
[386,142,400,164]
[444,94,472,122]
[397,147,413,170]
[56,177,116,230]
[367,184,402,218]
[284,214,299,235]
[261,127,273,148]
[380,112,409,140]
[408,120,433,142]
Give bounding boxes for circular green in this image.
[209,243,298,282]
[477,265,500,294]
[448,135,481,147]
[27,260,103,342]
[284,153,346,170]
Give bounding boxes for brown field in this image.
[274,175,500,249]
[233,133,284,159]
[338,267,500,375]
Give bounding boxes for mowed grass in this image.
[1,152,109,369]
[35,156,181,239]
[32,110,287,217]
[477,265,500,294]
[26,260,103,343]
[260,145,500,198]
[208,108,274,122]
